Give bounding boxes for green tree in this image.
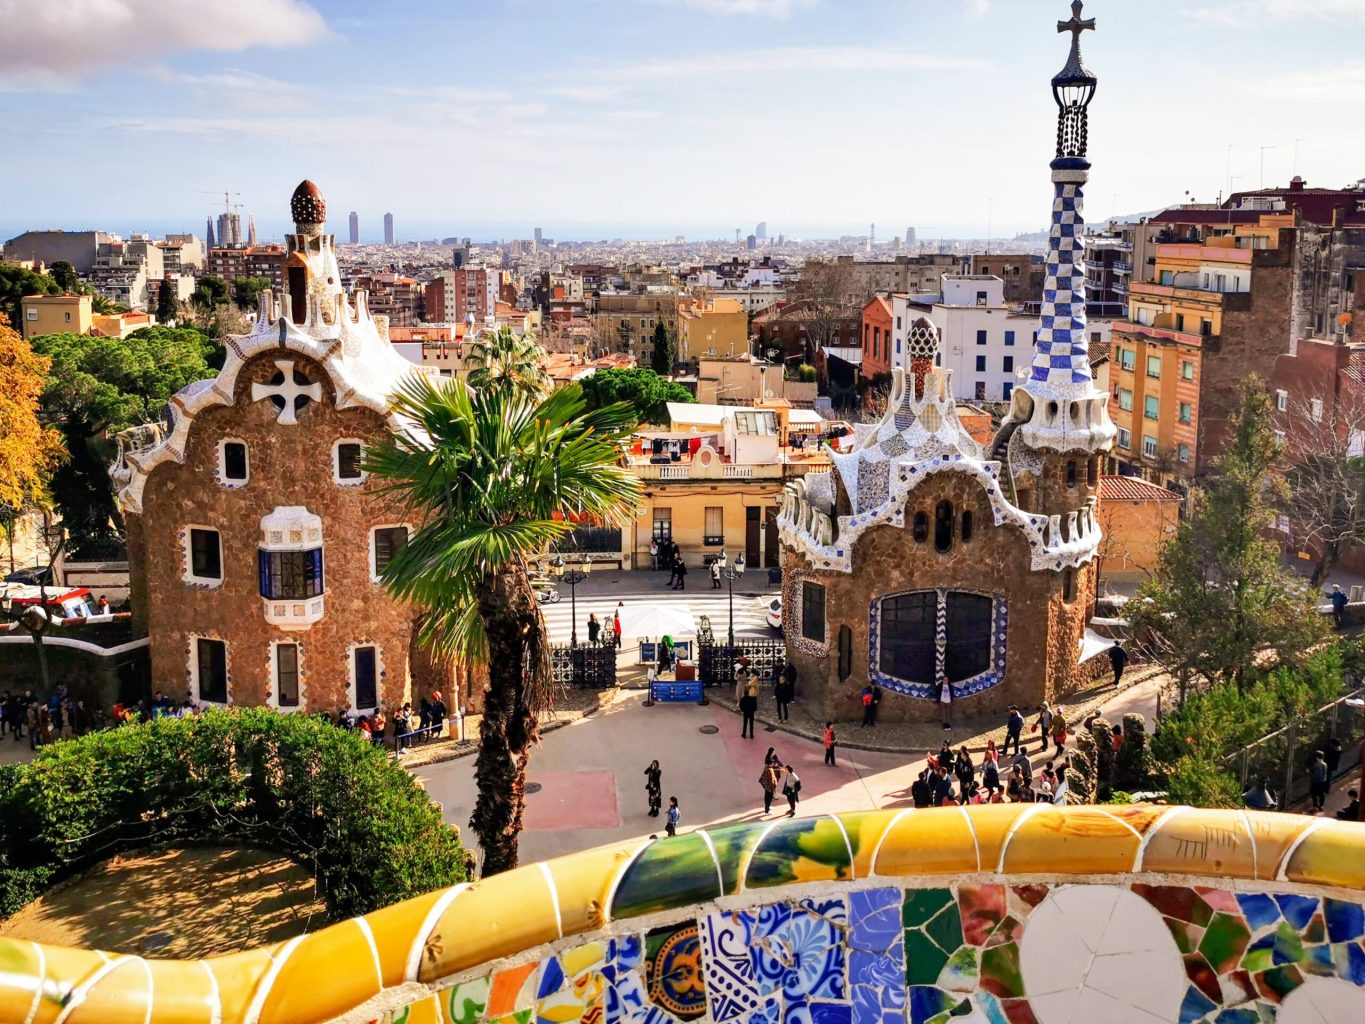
[465,326,548,395]
[47,261,79,292]
[579,367,695,426]
[192,274,230,310]
[29,326,216,556]
[155,279,179,324]
[89,294,128,315]
[231,275,273,310]
[1129,378,1328,694]
[0,264,59,327]
[650,320,675,376]
[366,376,640,875]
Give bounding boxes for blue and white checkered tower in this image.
[1008,1,1116,454]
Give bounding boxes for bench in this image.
[650,680,704,704]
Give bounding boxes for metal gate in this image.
[551,641,617,689]
[698,639,786,688]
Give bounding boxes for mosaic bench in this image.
[3,806,1365,1024]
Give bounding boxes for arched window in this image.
[1065,460,1077,488]
[912,511,928,543]
[878,592,937,683]
[877,590,998,688]
[944,592,993,681]
[837,625,853,681]
[934,501,954,552]
[960,510,974,543]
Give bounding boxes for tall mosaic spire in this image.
[1011,0,1115,453]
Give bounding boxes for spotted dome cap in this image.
[290,180,326,225]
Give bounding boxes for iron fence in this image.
[698,639,786,688]
[1223,686,1365,808]
[551,640,617,689]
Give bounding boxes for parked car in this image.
[4,565,52,586]
[766,595,783,633]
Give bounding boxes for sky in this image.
[1,0,1363,243]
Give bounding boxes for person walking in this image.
[587,613,601,645]
[1107,643,1128,687]
[954,746,974,793]
[1034,702,1054,753]
[665,796,680,836]
[911,770,931,808]
[711,560,722,590]
[672,556,688,591]
[823,721,837,766]
[860,685,875,728]
[665,551,678,588]
[645,760,663,816]
[759,760,781,814]
[649,536,659,571]
[1327,736,1343,781]
[1004,704,1023,757]
[1050,708,1068,754]
[739,681,758,739]
[777,662,795,721]
[613,604,623,649]
[1310,751,1330,812]
[1330,585,1349,629]
[782,765,802,817]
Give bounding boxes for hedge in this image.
[0,707,474,920]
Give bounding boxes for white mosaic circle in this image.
[1277,977,1365,1024]
[1019,884,1184,1024]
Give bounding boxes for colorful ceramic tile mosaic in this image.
[5,807,1365,1024]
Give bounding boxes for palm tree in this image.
[89,294,129,315]
[366,374,640,875]
[465,326,549,395]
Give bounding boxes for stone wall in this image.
[130,351,446,714]
[9,806,1365,1024]
[784,470,1092,724]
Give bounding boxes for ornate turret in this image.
[290,179,327,233]
[1002,0,1115,455]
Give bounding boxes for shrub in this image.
[797,363,817,383]
[0,708,473,920]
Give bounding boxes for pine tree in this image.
[156,279,179,324]
[650,321,675,376]
[1129,377,1328,694]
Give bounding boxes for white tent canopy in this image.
[617,602,697,639]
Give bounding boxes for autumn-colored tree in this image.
[0,313,64,511]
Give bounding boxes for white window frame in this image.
[1178,444,1191,463]
[1142,435,1159,459]
[1310,398,1324,423]
[189,634,230,706]
[1275,390,1288,412]
[346,641,384,713]
[369,523,412,583]
[269,640,305,711]
[333,438,366,485]
[1117,428,1131,450]
[1181,360,1195,381]
[217,437,250,488]
[1118,388,1133,412]
[183,525,224,588]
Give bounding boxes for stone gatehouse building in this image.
[115,181,452,714]
[777,12,1116,722]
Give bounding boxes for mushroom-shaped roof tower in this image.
[290,179,327,226]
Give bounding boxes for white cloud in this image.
[607,46,986,80]
[0,0,327,80]
[644,0,816,18]
[1247,64,1365,99]
[549,84,623,102]
[1190,0,1365,24]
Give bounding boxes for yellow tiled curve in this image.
[1,807,1362,1024]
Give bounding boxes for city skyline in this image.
[3,0,1362,241]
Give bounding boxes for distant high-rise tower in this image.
[383,212,395,244]
[349,211,359,244]
[906,226,917,246]
[755,221,767,240]
[746,234,757,251]
[246,214,257,247]
[216,211,241,246]
[206,217,216,248]
[534,226,543,245]
[865,223,874,253]
[735,228,741,244]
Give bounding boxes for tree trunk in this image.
[469,565,549,876]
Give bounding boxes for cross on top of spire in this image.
[1058,1,1094,45]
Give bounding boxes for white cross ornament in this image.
[251,359,322,425]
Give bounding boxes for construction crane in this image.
[195,190,241,214]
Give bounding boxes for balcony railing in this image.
[1114,280,1128,296]
[1114,261,1132,274]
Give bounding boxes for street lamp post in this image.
[717,550,746,650]
[553,554,592,648]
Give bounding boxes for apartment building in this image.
[1109,214,1295,487]
[594,291,680,362]
[676,296,748,361]
[19,293,92,338]
[967,253,1044,304]
[207,245,286,292]
[860,294,893,378]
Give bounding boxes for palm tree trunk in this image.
[469,565,549,876]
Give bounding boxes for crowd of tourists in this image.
[1,687,101,748]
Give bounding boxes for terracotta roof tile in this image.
[1100,475,1183,502]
